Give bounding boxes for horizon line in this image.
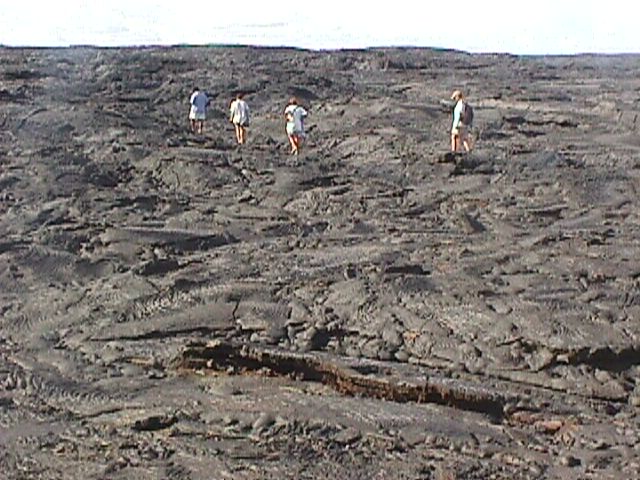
[0,42,638,57]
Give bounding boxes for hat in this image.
[451,90,462,100]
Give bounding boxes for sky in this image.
[0,0,637,55]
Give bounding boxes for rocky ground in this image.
[1,46,640,479]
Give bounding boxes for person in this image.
[284,97,308,155]
[189,87,209,134]
[450,89,473,152]
[229,93,250,144]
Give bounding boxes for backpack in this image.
[461,101,474,125]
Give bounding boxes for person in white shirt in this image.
[189,87,209,134]
[229,93,250,144]
[450,89,473,152]
[284,97,308,155]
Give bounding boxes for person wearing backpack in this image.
[450,90,474,152]
[284,97,308,155]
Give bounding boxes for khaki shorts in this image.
[189,106,206,121]
[452,123,468,137]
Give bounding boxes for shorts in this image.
[452,123,467,136]
[286,123,295,136]
[189,106,206,121]
[286,123,304,137]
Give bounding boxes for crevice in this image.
[503,115,577,129]
[16,107,47,130]
[0,240,29,255]
[173,340,508,421]
[567,345,640,373]
[167,233,238,254]
[91,325,235,342]
[520,342,640,375]
[384,264,430,276]
[299,175,339,189]
[3,69,48,81]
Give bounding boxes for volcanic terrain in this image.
[1,46,640,479]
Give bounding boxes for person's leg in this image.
[234,124,241,143]
[288,134,297,153]
[451,132,458,152]
[198,120,204,134]
[239,126,246,144]
[292,134,302,154]
[463,129,474,151]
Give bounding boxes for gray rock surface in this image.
[1,45,640,479]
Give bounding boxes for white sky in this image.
[0,0,637,54]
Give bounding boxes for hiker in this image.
[229,93,250,144]
[284,97,308,155]
[450,89,473,152]
[189,87,209,134]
